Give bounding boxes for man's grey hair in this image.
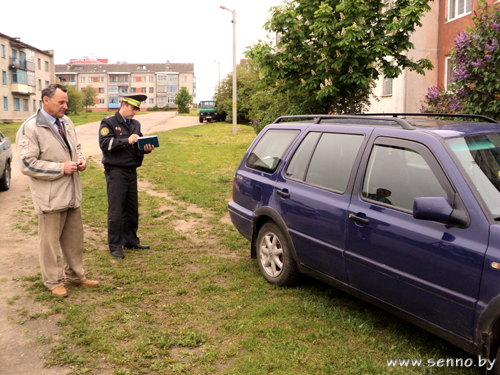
[41,83,67,101]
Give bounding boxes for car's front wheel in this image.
[256,222,299,286]
[0,162,11,191]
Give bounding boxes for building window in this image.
[38,58,41,69]
[45,61,49,72]
[447,0,472,21]
[167,86,178,93]
[45,80,49,87]
[88,76,93,82]
[14,98,20,111]
[1,45,5,58]
[110,76,117,82]
[23,99,28,111]
[141,76,146,82]
[33,99,36,111]
[69,76,75,83]
[109,87,118,94]
[131,87,137,93]
[99,88,104,93]
[382,77,393,96]
[182,76,187,83]
[39,100,42,109]
[120,87,128,94]
[99,98,105,104]
[149,76,154,82]
[38,79,42,90]
[2,71,6,85]
[142,87,146,93]
[3,97,7,110]
[149,87,154,93]
[99,76,104,82]
[149,98,154,105]
[81,77,85,83]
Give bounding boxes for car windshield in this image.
[200,102,215,108]
[447,133,500,217]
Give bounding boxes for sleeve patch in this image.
[100,127,110,136]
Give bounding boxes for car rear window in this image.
[246,129,300,174]
[286,132,364,192]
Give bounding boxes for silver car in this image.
[0,130,12,191]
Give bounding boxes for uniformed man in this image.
[98,94,155,259]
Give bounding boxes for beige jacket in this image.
[16,110,85,214]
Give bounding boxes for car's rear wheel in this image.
[199,117,203,123]
[256,222,299,286]
[0,162,11,191]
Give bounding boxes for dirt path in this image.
[0,112,201,375]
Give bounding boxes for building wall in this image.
[0,33,54,124]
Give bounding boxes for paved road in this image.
[0,112,200,375]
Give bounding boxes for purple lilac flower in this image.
[426,86,440,100]
[454,32,470,54]
[485,54,493,61]
[485,37,499,52]
[452,63,470,81]
[491,21,500,31]
[471,58,485,68]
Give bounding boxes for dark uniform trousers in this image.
[105,167,140,251]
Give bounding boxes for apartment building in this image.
[369,0,496,113]
[0,32,54,123]
[55,61,196,111]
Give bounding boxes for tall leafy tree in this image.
[174,87,193,113]
[422,0,500,118]
[61,83,84,115]
[81,85,98,112]
[247,0,433,114]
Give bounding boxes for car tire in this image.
[199,117,203,123]
[256,221,300,286]
[0,161,11,191]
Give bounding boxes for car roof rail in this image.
[357,112,500,124]
[272,114,415,130]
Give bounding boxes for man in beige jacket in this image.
[16,83,99,297]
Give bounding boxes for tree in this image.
[174,87,193,113]
[422,0,500,118]
[247,0,433,114]
[81,85,98,112]
[61,83,84,115]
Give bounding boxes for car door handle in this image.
[276,190,290,199]
[348,214,369,225]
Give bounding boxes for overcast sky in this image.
[2,0,283,102]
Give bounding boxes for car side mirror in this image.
[413,197,468,226]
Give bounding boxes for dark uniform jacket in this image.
[98,111,145,169]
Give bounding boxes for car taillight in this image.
[232,177,236,201]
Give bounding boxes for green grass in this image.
[12,122,483,374]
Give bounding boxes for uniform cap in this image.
[120,94,147,108]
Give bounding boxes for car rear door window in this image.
[362,144,448,211]
[246,129,299,174]
[286,132,364,193]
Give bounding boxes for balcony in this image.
[9,57,27,70]
[11,82,34,95]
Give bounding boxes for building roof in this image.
[55,62,194,74]
[0,32,53,56]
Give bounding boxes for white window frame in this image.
[382,76,393,96]
[81,77,86,83]
[445,56,453,90]
[447,0,472,21]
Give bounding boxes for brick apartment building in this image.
[55,60,196,111]
[369,0,500,113]
[0,32,54,124]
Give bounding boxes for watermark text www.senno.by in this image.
[387,356,495,371]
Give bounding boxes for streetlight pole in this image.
[220,6,237,135]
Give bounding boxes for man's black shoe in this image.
[110,249,125,259]
[124,244,150,250]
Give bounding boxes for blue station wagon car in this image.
[228,114,500,373]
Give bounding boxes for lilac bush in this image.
[422,0,500,118]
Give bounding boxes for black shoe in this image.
[110,249,125,258]
[124,243,150,250]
